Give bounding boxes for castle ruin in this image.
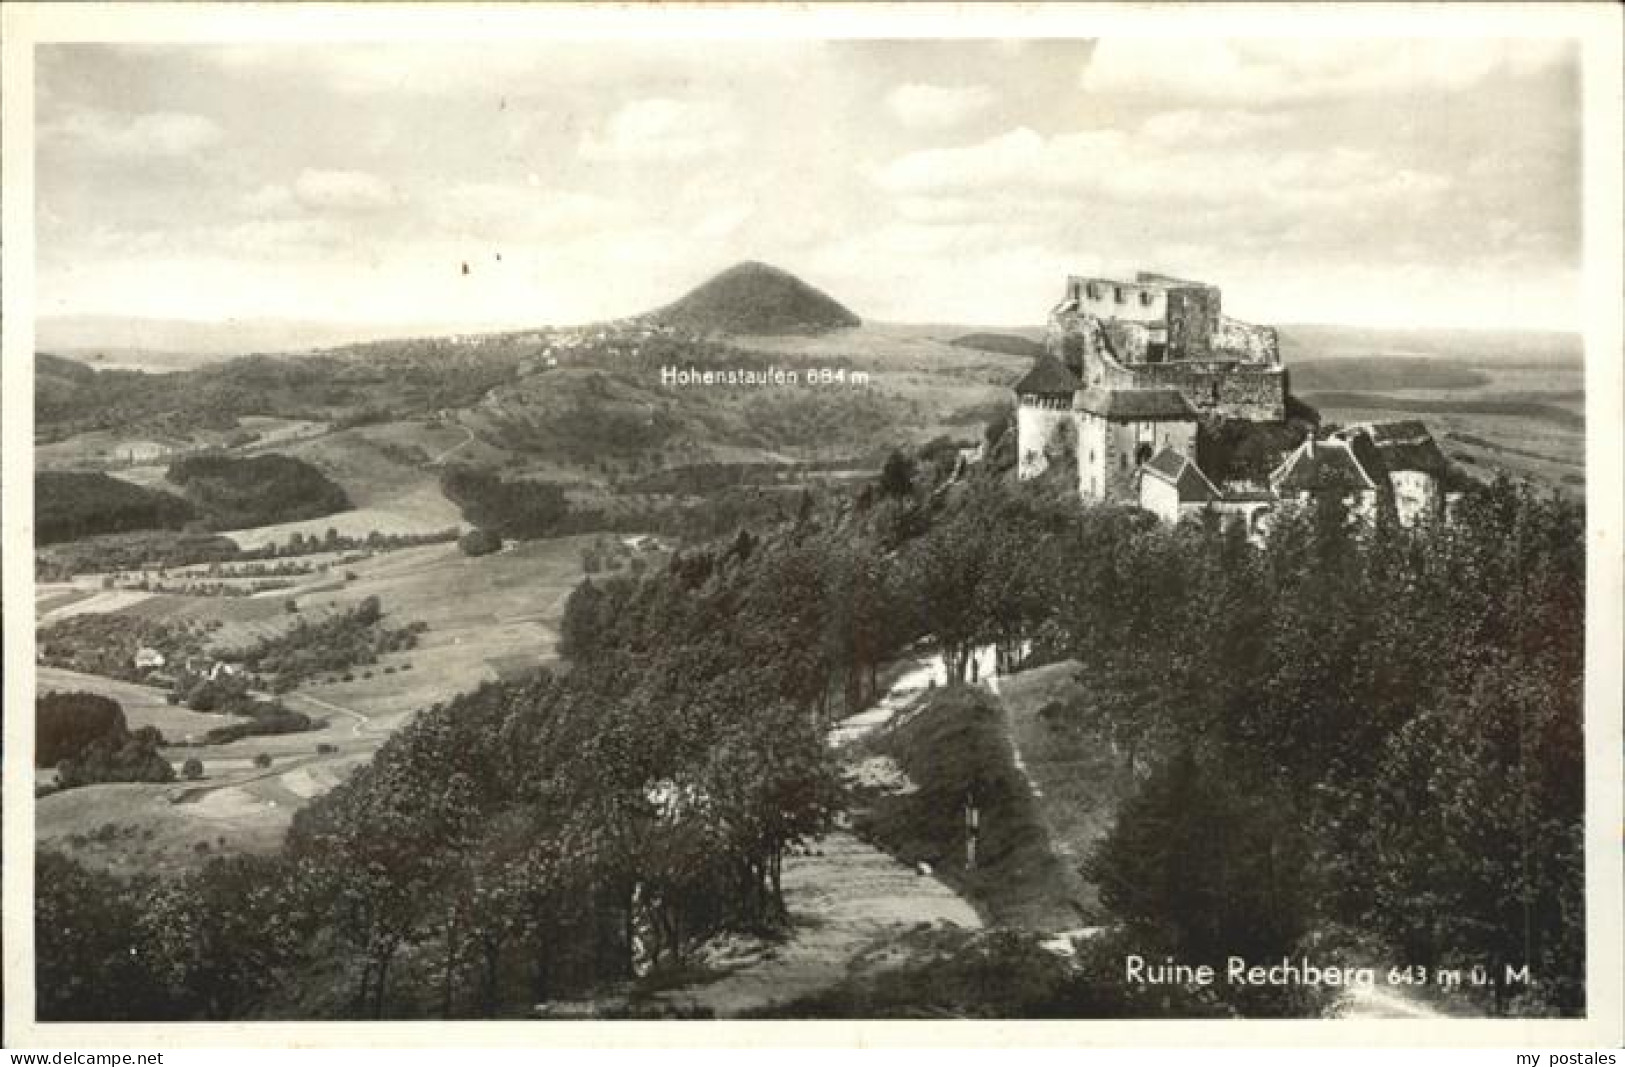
[1015,271,1456,532]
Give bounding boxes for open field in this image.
[34,531,591,875]
[38,582,339,650]
[273,421,467,504]
[220,420,476,549]
[36,780,293,879]
[222,484,464,551]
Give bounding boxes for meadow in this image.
[34,531,593,875]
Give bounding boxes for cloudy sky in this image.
[36,36,1581,332]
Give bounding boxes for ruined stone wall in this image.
[1102,321,1153,363]
[1212,367,1287,421]
[1165,286,1221,358]
[1076,412,1110,502]
[1127,363,1286,421]
[1048,306,1138,389]
[1045,304,1088,372]
[1069,277,1168,324]
[1214,316,1280,364]
[1016,397,1073,480]
[1101,420,1141,503]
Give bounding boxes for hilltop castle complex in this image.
[1015,272,1457,532]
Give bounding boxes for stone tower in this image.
[1013,353,1082,480]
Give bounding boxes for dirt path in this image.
[430,421,477,465]
[284,690,373,737]
[655,831,981,1017]
[654,656,984,1017]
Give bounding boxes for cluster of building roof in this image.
[1139,420,1460,533]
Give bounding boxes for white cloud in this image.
[1139,108,1288,145]
[44,106,221,158]
[872,117,1452,218]
[874,128,1061,195]
[579,98,740,164]
[886,83,995,130]
[292,169,403,213]
[243,183,296,214]
[1081,38,1573,106]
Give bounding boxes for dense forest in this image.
[36,472,197,545]
[166,453,351,531]
[35,452,350,548]
[36,442,1585,1019]
[439,466,570,540]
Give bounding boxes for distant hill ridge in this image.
[649,261,860,336]
[948,333,1046,359]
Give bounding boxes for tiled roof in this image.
[1379,438,1452,476]
[1144,447,1189,482]
[1013,354,1082,396]
[1337,421,1453,477]
[1270,438,1378,494]
[1141,447,1221,502]
[1076,387,1197,420]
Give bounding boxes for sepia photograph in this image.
[3,1,1621,1049]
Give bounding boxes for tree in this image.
[36,853,171,1020]
[36,691,127,767]
[1086,749,1315,978]
[458,528,502,557]
[137,854,314,1020]
[558,579,608,662]
[1356,656,1583,1012]
[904,510,994,683]
[879,449,917,499]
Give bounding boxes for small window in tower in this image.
[1086,282,1100,300]
[1140,291,1155,307]
[1114,286,1126,304]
